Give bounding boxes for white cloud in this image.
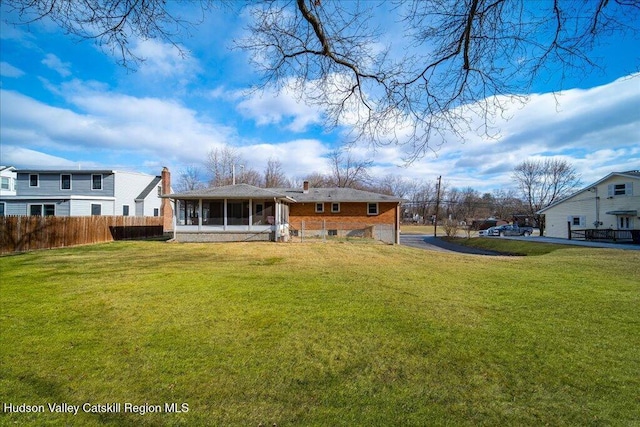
[0,61,24,78]
[42,53,72,77]
[132,39,200,79]
[0,146,79,169]
[0,86,234,169]
[236,84,323,132]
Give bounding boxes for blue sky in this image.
[1,2,639,193]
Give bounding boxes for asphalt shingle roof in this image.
[167,184,404,203]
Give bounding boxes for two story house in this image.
[537,170,640,240]
[0,168,172,228]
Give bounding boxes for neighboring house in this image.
[537,170,640,240]
[165,181,404,244]
[0,168,173,229]
[0,167,18,217]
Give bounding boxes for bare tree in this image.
[299,172,331,188]
[175,165,206,192]
[206,146,243,187]
[512,158,581,234]
[327,148,372,188]
[373,174,413,198]
[264,158,289,188]
[7,1,638,161]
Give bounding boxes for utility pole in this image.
[434,175,442,237]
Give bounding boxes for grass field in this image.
[1,241,639,426]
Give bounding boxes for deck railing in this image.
[570,229,640,244]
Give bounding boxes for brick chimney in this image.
[303,180,309,194]
[160,167,173,232]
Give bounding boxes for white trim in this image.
[91,174,103,191]
[90,203,102,216]
[28,203,56,216]
[331,202,340,213]
[315,202,324,213]
[367,202,379,215]
[60,173,72,191]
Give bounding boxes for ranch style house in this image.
[165,181,404,244]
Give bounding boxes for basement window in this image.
[328,229,338,236]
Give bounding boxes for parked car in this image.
[478,227,496,237]
[489,224,534,237]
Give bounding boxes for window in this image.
[608,182,633,197]
[61,174,71,190]
[29,174,39,187]
[1,177,11,190]
[123,205,130,216]
[315,203,324,213]
[91,204,101,216]
[328,229,338,236]
[367,203,379,215]
[331,202,340,213]
[29,204,55,216]
[92,174,102,190]
[154,208,159,217]
[0,202,5,216]
[569,216,585,227]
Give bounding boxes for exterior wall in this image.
[16,172,116,197]
[2,199,71,216]
[174,231,272,242]
[542,175,640,238]
[114,171,162,217]
[289,202,398,226]
[70,199,116,216]
[289,201,400,244]
[0,168,17,197]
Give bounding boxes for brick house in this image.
[165,181,404,244]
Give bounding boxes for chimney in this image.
[160,167,173,232]
[303,180,309,194]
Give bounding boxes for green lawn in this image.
[1,241,639,426]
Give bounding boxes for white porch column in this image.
[198,199,203,231]
[248,199,253,231]
[223,198,228,231]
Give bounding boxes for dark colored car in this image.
[489,224,533,237]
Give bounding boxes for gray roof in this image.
[275,187,404,203]
[166,184,404,203]
[166,184,291,200]
[135,176,162,201]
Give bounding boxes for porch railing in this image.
[570,229,640,244]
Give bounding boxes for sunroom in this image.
[165,184,294,242]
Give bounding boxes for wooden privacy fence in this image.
[0,216,165,254]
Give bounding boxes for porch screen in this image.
[203,201,224,225]
[227,200,249,226]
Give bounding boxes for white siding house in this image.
[0,169,165,219]
[537,171,640,240]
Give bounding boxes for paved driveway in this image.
[400,234,640,254]
[501,235,640,250]
[400,234,503,255]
